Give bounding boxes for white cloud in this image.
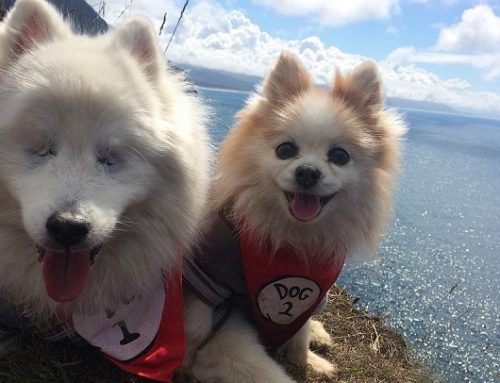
[161,1,365,83]
[386,46,500,79]
[251,0,400,27]
[96,0,500,116]
[410,0,460,5]
[384,5,500,84]
[381,63,500,113]
[97,0,180,26]
[435,5,500,53]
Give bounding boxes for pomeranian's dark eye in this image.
[328,147,350,165]
[276,142,298,160]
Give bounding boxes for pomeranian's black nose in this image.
[295,165,321,188]
[46,213,90,247]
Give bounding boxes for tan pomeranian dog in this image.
[187,52,405,382]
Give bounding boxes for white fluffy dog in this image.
[0,0,210,379]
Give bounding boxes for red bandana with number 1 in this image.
[72,272,185,382]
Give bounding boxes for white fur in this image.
[190,53,405,382]
[309,318,333,347]
[0,0,210,328]
[215,55,405,259]
[281,319,337,378]
[192,312,295,383]
[265,94,364,221]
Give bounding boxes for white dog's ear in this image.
[333,61,383,113]
[263,52,312,105]
[1,0,70,65]
[113,17,165,81]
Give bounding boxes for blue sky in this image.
[99,0,500,116]
[240,0,500,93]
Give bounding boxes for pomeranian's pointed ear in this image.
[113,17,165,81]
[333,61,383,112]
[263,52,312,104]
[1,0,70,65]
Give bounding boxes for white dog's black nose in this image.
[46,213,90,247]
[295,165,321,189]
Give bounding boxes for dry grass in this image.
[0,286,440,383]
[282,286,441,383]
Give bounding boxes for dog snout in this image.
[46,212,90,247]
[295,164,321,189]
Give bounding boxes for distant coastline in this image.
[179,62,500,121]
[198,86,252,95]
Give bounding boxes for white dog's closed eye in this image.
[27,144,56,167]
[32,143,56,157]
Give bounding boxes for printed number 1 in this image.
[113,320,141,345]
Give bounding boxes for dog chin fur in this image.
[0,0,210,321]
[190,52,405,382]
[214,53,405,261]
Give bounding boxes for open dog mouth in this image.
[284,191,335,222]
[36,244,102,303]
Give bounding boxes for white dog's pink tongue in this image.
[42,249,91,303]
[291,194,321,221]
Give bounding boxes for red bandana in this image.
[73,272,185,382]
[240,232,346,349]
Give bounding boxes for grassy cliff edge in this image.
[288,286,440,383]
[0,286,440,383]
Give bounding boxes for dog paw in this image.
[309,319,333,348]
[305,350,338,378]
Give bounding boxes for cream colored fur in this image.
[309,318,334,347]
[0,0,210,329]
[192,311,296,383]
[190,52,405,381]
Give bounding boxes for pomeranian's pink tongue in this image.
[291,194,321,221]
[42,249,91,303]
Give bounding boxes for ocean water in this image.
[199,87,500,383]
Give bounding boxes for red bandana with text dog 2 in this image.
[72,273,184,382]
[240,232,346,349]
